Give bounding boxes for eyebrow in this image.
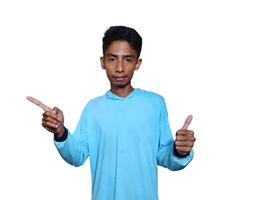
[105,53,136,59]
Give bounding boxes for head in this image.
[100,26,142,89]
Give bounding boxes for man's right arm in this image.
[27,96,89,167]
[52,107,90,167]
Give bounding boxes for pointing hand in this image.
[175,115,196,157]
[26,96,65,138]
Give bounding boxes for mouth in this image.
[113,76,127,82]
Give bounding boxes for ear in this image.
[100,56,105,70]
[135,58,142,71]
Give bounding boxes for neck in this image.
[110,84,134,98]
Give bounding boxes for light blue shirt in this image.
[54,88,193,200]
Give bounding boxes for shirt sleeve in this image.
[156,97,194,171]
[53,105,90,167]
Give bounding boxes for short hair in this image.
[102,26,142,58]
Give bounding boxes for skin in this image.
[175,115,196,156]
[100,40,142,98]
[26,96,65,139]
[27,40,196,156]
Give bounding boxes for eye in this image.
[107,57,116,62]
[125,57,134,63]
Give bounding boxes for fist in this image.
[42,107,65,137]
[175,115,196,156]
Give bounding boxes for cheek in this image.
[105,66,113,74]
[106,70,113,79]
[129,70,135,77]
[128,67,136,76]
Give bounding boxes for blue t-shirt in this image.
[54,88,193,200]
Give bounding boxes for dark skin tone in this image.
[27,40,196,156]
[100,40,142,98]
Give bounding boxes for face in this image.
[100,40,142,89]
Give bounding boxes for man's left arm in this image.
[156,98,196,171]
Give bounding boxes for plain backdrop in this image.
[0,0,266,199]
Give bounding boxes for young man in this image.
[27,26,196,200]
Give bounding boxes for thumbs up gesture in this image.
[175,115,196,157]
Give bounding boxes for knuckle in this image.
[47,116,55,122]
[47,121,53,127]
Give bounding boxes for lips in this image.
[113,76,127,81]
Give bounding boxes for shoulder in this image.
[136,88,167,111]
[138,88,165,102]
[137,89,168,116]
[81,94,106,114]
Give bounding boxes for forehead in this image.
[105,40,137,56]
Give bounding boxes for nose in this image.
[115,59,124,73]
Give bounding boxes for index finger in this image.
[26,96,52,112]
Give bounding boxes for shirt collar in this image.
[105,88,140,100]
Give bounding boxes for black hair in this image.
[102,26,142,58]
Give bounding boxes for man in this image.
[27,26,196,200]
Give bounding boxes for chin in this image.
[112,80,131,88]
[114,83,127,88]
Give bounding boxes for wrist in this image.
[173,142,190,158]
[54,127,68,142]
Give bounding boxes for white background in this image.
[0,0,266,199]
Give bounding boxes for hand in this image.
[175,115,196,156]
[26,96,65,138]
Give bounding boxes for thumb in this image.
[52,106,60,113]
[52,107,64,121]
[181,115,193,130]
